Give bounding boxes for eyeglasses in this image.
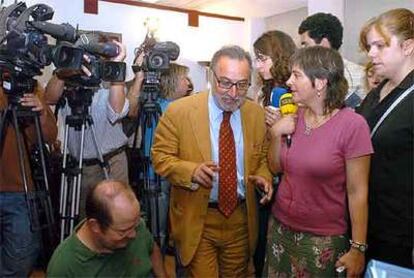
[254,53,270,62]
[212,71,250,92]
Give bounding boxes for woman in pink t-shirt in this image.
[265,46,373,277]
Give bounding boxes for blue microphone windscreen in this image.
[270,87,288,108]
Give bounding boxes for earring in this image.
[317,91,321,97]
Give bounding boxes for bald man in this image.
[47,180,166,277]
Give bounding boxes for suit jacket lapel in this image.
[190,92,211,161]
[241,103,252,178]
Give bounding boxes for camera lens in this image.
[103,64,120,77]
[150,55,164,69]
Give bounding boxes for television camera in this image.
[0,1,77,103]
[0,1,80,250]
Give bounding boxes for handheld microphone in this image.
[279,92,298,148]
[270,87,288,108]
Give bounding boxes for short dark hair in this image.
[85,180,136,231]
[299,13,343,50]
[290,46,347,114]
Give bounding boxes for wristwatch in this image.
[349,240,368,253]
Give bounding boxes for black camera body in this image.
[60,53,126,87]
[143,41,180,72]
[54,34,126,86]
[0,2,77,97]
[138,41,180,110]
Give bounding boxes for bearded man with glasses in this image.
[152,45,273,277]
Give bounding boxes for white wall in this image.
[343,0,414,64]
[2,0,251,91]
[308,0,344,23]
[265,7,308,46]
[265,0,413,66]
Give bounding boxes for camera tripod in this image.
[132,76,168,250]
[59,87,109,241]
[0,84,55,234]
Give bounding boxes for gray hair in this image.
[210,45,252,73]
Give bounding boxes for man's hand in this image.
[191,161,219,189]
[335,248,365,277]
[248,175,273,204]
[111,40,126,62]
[20,93,44,114]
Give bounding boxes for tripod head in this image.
[60,85,97,131]
[0,59,37,108]
[140,71,162,115]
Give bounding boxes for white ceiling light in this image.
[140,0,160,3]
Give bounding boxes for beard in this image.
[213,93,245,112]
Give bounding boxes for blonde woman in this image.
[358,8,414,268]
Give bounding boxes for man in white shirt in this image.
[298,12,365,108]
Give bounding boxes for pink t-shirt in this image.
[273,107,373,236]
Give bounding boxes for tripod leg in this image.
[33,115,55,228]
[0,106,9,149]
[59,123,70,242]
[69,122,87,233]
[88,121,109,179]
[11,108,35,231]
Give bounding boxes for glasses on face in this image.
[254,53,270,62]
[212,71,250,92]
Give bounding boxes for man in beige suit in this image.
[152,45,273,277]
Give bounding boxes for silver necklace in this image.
[304,123,313,135]
[304,111,328,136]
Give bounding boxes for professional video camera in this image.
[54,32,126,88]
[135,40,179,106]
[0,2,79,253]
[0,2,77,101]
[142,41,180,72]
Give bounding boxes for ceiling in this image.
[140,0,307,18]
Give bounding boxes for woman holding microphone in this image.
[265,46,373,277]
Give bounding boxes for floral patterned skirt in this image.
[265,218,348,277]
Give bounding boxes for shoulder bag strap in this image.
[371,83,414,138]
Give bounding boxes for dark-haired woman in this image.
[266,46,373,277]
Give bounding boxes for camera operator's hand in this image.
[20,93,45,114]
[134,52,144,67]
[80,54,93,77]
[133,52,145,78]
[111,40,126,62]
[127,52,145,118]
